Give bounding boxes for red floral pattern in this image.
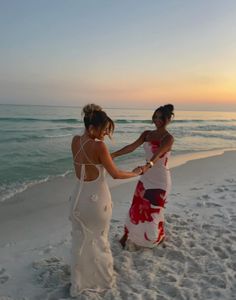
[126,181,166,245]
[144,221,164,243]
[123,139,170,247]
[129,182,159,224]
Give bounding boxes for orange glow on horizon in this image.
[66,76,236,105]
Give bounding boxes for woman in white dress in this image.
[69,104,141,296]
[112,104,174,249]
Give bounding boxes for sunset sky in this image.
[1,0,236,110]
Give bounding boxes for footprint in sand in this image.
[201,194,211,200]
[0,267,10,284]
[225,178,235,183]
[191,212,199,217]
[179,277,195,288]
[32,257,70,289]
[213,246,229,259]
[176,202,186,208]
[190,187,203,191]
[3,241,16,248]
[111,219,120,223]
[196,202,203,208]
[208,275,227,289]
[221,185,229,191]
[214,187,225,193]
[42,245,53,254]
[166,249,186,263]
[205,202,222,208]
[45,283,71,300]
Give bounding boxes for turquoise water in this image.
[1,104,236,201]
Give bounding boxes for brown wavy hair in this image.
[82,104,115,138]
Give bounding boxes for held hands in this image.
[132,164,150,176]
[132,166,143,175]
[139,164,150,175]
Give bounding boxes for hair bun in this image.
[164,104,174,113]
[82,104,102,116]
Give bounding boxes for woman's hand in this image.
[132,166,143,175]
[140,164,150,175]
[98,142,143,179]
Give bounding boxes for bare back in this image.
[71,136,101,181]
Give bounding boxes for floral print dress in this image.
[124,140,171,248]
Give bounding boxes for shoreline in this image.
[1,147,236,203]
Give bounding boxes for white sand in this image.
[0,151,236,300]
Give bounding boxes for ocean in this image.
[1,104,236,202]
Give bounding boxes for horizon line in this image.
[0,102,236,113]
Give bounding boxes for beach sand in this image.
[0,151,236,300]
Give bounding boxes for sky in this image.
[0,0,236,111]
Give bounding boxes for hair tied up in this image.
[152,103,175,124]
[164,104,174,113]
[82,104,102,118]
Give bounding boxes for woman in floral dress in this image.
[112,104,174,248]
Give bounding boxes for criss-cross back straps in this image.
[73,138,95,166]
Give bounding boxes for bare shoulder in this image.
[95,141,110,163]
[164,133,174,144]
[71,135,80,150]
[95,140,108,152]
[140,130,151,141]
[72,135,80,144]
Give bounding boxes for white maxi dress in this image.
[69,140,114,296]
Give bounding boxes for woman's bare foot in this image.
[158,236,166,247]
[119,234,127,249]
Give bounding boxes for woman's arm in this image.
[140,135,174,173]
[111,130,150,158]
[97,142,142,179]
[151,135,174,163]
